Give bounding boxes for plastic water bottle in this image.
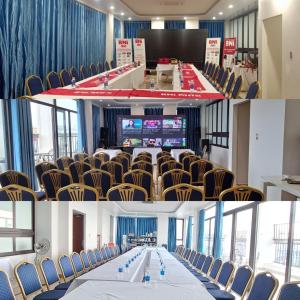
[189,80,195,91]
[150,79,155,90]
[117,266,124,280]
[144,271,151,286]
[125,262,129,273]
[71,77,76,88]
[159,267,165,280]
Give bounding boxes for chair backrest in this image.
[69,162,91,183]
[35,162,58,188]
[60,69,72,86]
[246,81,260,99]
[101,248,108,260]
[107,183,147,201]
[157,156,176,175]
[133,155,152,164]
[216,67,225,84]
[111,156,129,173]
[277,282,300,300]
[209,64,216,78]
[196,254,206,270]
[208,258,223,280]
[206,62,213,75]
[201,255,214,275]
[56,156,75,172]
[84,157,102,169]
[71,252,84,276]
[225,72,236,96]
[117,152,132,166]
[15,262,42,298]
[87,250,97,267]
[0,185,37,201]
[212,65,220,81]
[230,265,253,298]
[190,160,214,185]
[182,155,201,172]
[0,270,15,300]
[0,170,30,188]
[101,161,123,185]
[231,75,243,98]
[157,151,171,160]
[105,61,111,71]
[203,168,234,200]
[26,75,44,96]
[83,169,112,200]
[161,161,183,175]
[247,272,279,300]
[110,60,116,69]
[70,67,80,82]
[80,65,90,79]
[219,69,230,89]
[58,255,75,282]
[137,151,152,158]
[94,249,102,264]
[163,183,204,201]
[220,185,264,201]
[192,253,200,267]
[74,153,89,163]
[203,61,209,73]
[98,62,104,73]
[41,169,71,200]
[131,161,153,174]
[57,183,99,201]
[161,169,191,191]
[178,151,194,163]
[216,261,235,289]
[90,64,98,76]
[80,251,91,270]
[93,152,110,163]
[124,170,154,200]
[40,258,60,290]
[46,71,62,89]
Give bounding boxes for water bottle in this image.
[150,79,155,90]
[125,262,129,273]
[104,77,109,89]
[71,77,76,88]
[159,267,165,280]
[117,266,124,280]
[144,271,151,286]
[189,80,195,91]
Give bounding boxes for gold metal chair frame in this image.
[83,157,102,169]
[214,261,235,290]
[25,75,44,96]
[190,159,213,186]
[69,162,91,183]
[46,71,61,89]
[101,161,123,185]
[160,161,183,175]
[59,69,72,87]
[161,169,191,192]
[162,183,203,201]
[74,153,89,162]
[57,183,99,201]
[219,185,264,201]
[80,250,92,272]
[40,257,61,291]
[0,184,37,201]
[131,161,153,174]
[107,183,148,201]
[70,252,85,277]
[250,272,279,300]
[35,162,58,188]
[58,255,75,283]
[0,170,31,188]
[0,269,16,300]
[230,75,243,99]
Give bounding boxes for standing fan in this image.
[34,239,50,265]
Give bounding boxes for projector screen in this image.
[137,29,208,69]
[117,115,187,148]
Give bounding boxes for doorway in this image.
[73,212,84,253]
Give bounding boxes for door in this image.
[73,213,84,253]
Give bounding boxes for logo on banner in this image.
[135,39,143,47]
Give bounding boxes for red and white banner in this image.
[116,38,133,67]
[205,38,221,65]
[133,38,146,65]
[223,38,237,69]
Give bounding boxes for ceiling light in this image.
[228,4,234,9]
[156,17,160,20]
[107,104,111,107]
[212,16,216,20]
[128,17,132,20]
[121,12,125,16]
[219,12,223,15]
[184,17,187,20]
[110,6,115,10]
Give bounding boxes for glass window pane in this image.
[244,16,249,48]
[176,219,183,240]
[16,237,33,252]
[291,202,300,281]
[56,100,78,111]
[224,202,253,213]
[222,215,233,261]
[249,12,255,48]
[204,219,210,254]
[0,237,13,253]
[0,203,13,228]
[210,219,215,255]
[0,100,8,173]
[57,110,68,157]
[206,206,216,219]
[16,202,32,229]
[71,112,79,153]
[237,17,243,48]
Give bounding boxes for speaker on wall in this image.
[201,139,210,152]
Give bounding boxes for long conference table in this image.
[62,247,214,300]
[33,63,224,101]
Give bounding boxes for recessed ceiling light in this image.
[212,16,216,20]
[189,103,192,106]
[184,17,187,20]
[128,17,132,20]
[228,4,234,9]
[107,104,111,107]
[219,11,223,15]
[110,6,115,10]
[156,17,160,20]
[121,12,125,16]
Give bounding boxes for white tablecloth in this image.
[132,148,162,164]
[170,149,194,162]
[94,149,122,159]
[232,65,257,92]
[156,64,175,82]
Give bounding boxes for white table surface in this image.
[132,148,162,164]
[170,149,194,162]
[94,149,122,159]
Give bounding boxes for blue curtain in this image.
[136,217,157,236]
[177,107,201,153]
[92,105,100,152]
[124,21,151,38]
[165,21,185,29]
[199,21,224,41]
[144,108,163,115]
[103,108,131,147]
[8,99,36,190]
[77,100,87,152]
[0,0,106,98]
[213,202,224,258]
[168,217,177,252]
[185,216,193,249]
[113,18,121,63]
[197,210,205,253]
[116,217,136,247]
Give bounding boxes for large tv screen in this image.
[117,115,187,148]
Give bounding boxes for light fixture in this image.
[228,4,234,9]
[110,6,115,10]
[184,17,187,20]
[121,12,125,16]
[128,17,132,20]
[156,17,160,20]
[107,104,111,107]
[212,16,216,20]
[219,11,223,15]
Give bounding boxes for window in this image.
[0,202,34,257]
[176,219,184,246]
[0,100,9,173]
[291,202,300,281]
[204,206,216,255]
[222,214,233,261]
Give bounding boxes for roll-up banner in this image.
[133,38,146,65]
[223,38,237,69]
[205,38,221,65]
[116,38,133,67]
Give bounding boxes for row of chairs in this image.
[173,246,298,300]
[203,61,260,100]
[1,244,124,300]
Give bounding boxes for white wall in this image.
[98,205,113,245]
[210,146,229,169]
[151,20,165,29]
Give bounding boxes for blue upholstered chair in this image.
[83,169,113,200]
[101,161,123,186]
[56,157,75,173]
[247,272,278,300]
[131,161,153,175]
[69,162,91,184]
[111,155,129,173]
[80,65,90,79]
[58,255,75,283]
[15,262,65,299]
[209,265,253,300]
[0,270,15,300]
[26,75,44,96]
[190,254,206,274]
[40,258,71,291]
[35,162,58,190]
[100,248,109,262]
[205,63,213,77]
[157,156,176,177]
[90,64,98,76]
[182,155,201,172]
[278,282,300,300]
[161,170,191,191]
[80,251,91,271]
[71,252,85,276]
[74,153,89,163]
[231,75,243,99]
[84,157,102,169]
[98,62,104,73]
[163,183,204,201]
[107,183,147,201]
[220,185,264,201]
[203,168,234,201]
[161,161,183,175]
[224,72,235,97]
[211,65,220,83]
[59,69,72,86]
[93,152,110,163]
[200,256,214,276]
[0,170,30,188]
[57,184,99,201]
[133,155,152,164]
[123,170,154,200]
[215,67,225,85]
[208,64,216,80]
[117,152,132,166]
[203,61,209,73]
[156,151,171,160]
[190,160,214,186]
[104,61,111,71]
[246,81,260,99]
[46,71,62,89]
[110,60,116,69]
[178,151,194,164]
[218,70,229,91]
[87,250,98,268]
[0,185,37,201]
[41,170,71,200]
[70,67,80,82]
[94,249,103,265]
[195,258,223,283]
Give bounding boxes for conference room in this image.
[0,201,299,299]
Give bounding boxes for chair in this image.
[56,157,75,173]
[0,170,30,188]
[218,70,229,91]
[57,184,99,201]
[224,72,235,97]
[203,168,234,200]
[178,151,194,163]
[35,162,58,189]
[83,169,112,200]
[182,155,201,172]
[46,71,62,89]
[247,272,279,300]
[58,255,75,283]
[208,64,216,80]
[69,162,91,183]
[107,183,147,201]
[137,151,152,159]
[0,185,37,201]
[71,252,85,277]
[15,262,65,300]
[200,256,214,276]
[196,258,223,283]
[84,157,102,169]
[98,62,104,73]
[94,249,103,265]
[105,61,111,71]
[0,270,15,300]
[205,62,213,77]
[87,250,98,268]
[211,65,220,83]
[215,67,225,85]
[209,265,253,300]
[203,61,209,73]
[161,161,183,175]
[80,251,91,271]
[101,161,123,185]
[40,258,71,291]
[157,151,171,160]
[162,183,204,201]
[74,153,89,162]
[277,282,300,300]
[70,67,80,82]
[131,161,153,174]
[42,170,71,200]
[161,169,191,191]
[80,65,90,79]
[25,75,44,96]
[93,152,110,163]
[111,155,129,173]
[246,81,260,99]
[90,64,98,76]
[220,185,264,201]
[110,60,116,69]
[124,170,154,200]
[59,69,72,86]
[190,160,214,186]
[157,156,176,177]
[133,155,152,164]
[231,75,243,99]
